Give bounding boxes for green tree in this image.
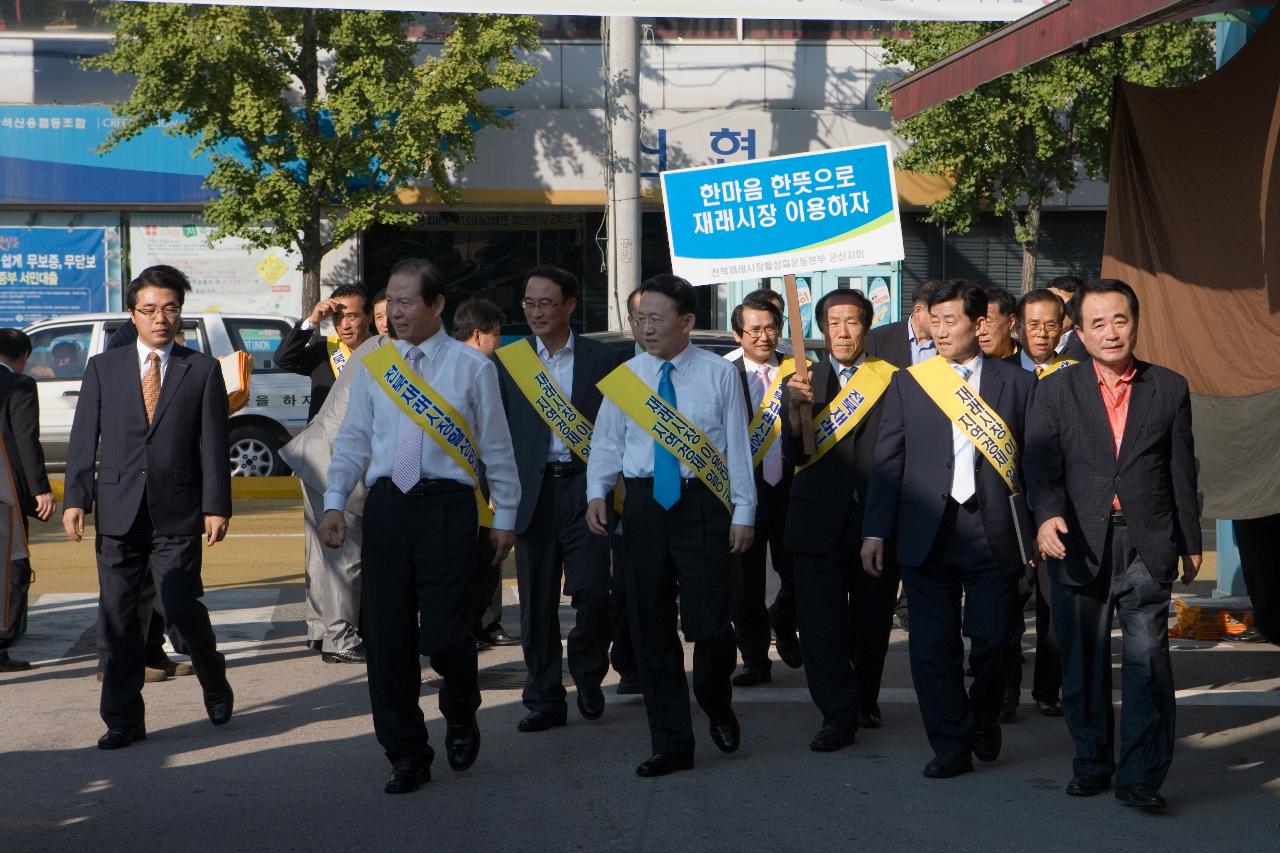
[89,6,539,310]
[878,21,1213,292]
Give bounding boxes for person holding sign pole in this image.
[861,279,1036,780]
[586,274,757,778]
[319,259,520,795]
[785,289,899,750]
[495,266,625,732]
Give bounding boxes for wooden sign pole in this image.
[782,273,816,455]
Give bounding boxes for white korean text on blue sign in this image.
[660,143,905,286]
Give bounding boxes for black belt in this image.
[372,477,471,496]
[624,476,706,493]
[946,494,980,513]
[1109,511,1127,527]
[544,461,586,478]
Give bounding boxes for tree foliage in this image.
[878,21,1213,290]
[89,5,540,307]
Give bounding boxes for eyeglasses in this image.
[521,298,563,311]
[630,314,675,331]
[133,306,181,319]
[1024,321,1062,334]
[741,325,780,339]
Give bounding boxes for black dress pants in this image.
[623,480,737,757]
[732,478,794,673]
[97,502,228,730]
[516,471,613,713]
[609,529,636,676]
[471,527,502,636]
[362,483,480,766]
[1003,561,1061,702]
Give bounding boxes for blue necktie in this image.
[654,361,681,509]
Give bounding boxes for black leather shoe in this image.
[923,752,973,779]
[708,709,740,754]
[810,723,857,752]
[1115,783,1166,809]
[322,644,367,664]
[98,724,146,750]
[0,650,32,671]
[636,753,694,777]
[577,687,605,721]
[858,705,882,729]
[1067,775,1112,797]
[486,628,520,647]
[616,671,642,695]
[1036,698,1064,717]
[517,710,567,732]
[774,633,803,669]
[974,714,1002,762]
[445,720,480,771]
[731,667,772,687]
[384,759,430,794]
[474,637,492,652]
[999,687,1020,723]
[205,688,234,727]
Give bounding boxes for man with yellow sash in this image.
[274,283,372,421]
[585,275,757,778]
[862,279,1037,780]
[726,291,801,688]
[495,265,625,733]
[319,259,520,796]
[783,290,899,752]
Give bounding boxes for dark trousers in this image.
[97,504,228,730]
[1005,562,1062,701]
[516,471,613,712]
[1,515,31,648]
[732,478,794,672]
[609,530,636,676]
[900,500,1018,756]
[1236,513,1280,645]
[1052,525,1176,787]
[362,484,481,766]
[793,519,900,727]
[471,528,502,636]
[623,480,737,757]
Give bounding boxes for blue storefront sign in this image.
[661,142,905,286]
[0,227,109,325]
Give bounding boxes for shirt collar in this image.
[648,341,698,375]
[405,325,449,363]
[829,352,867,375]
[536,329,574,360]
[136,339,175,366]
[742,351,779,372]
[1093,359,1137,387]
[0,362,11,373]
[908,321,935,349]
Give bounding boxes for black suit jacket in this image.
[863,356,1037,571]
[1024,359,1201,586]
[273,320,337,420]
[0,366,50,518]
[1057,330,1089,362]
[864,318,912,369]
[784,358,885,555]
[732,355,796,489]
[497,334,624,535]
[64,344,232,538]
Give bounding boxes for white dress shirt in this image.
[587,344,758,527]
[830,353,868,388]
[136,339,175,384]
[948,352,984,502]
[324,327,521,530]
[536,331,575,463]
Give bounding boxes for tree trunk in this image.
[1018,202,1041,294]
[299,9,323,314]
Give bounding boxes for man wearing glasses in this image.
[495,266,624,732]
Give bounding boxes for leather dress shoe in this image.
[923,752,973,779]
[517,710,567,732]
[616,671,642,695]
[98,724,146,750]
[774,633,803,669]
[708,709,740,754]
[810,723,857,752]
[577,687,605,721]
[205,688,234,726]
[0,650,32,671]
[474,636,492,652]
[384,759,431,794]
[999,687,1020,723]
[973,714,1002,762]
[486,627,520,647]
[322,645,367,664]
[445,720,480,771]
[1036,698,1064,717]
[858,705,882,729]
[636,753,694,777]
[731,667,771,687]
[1067,775,1112,797]
[1115,783,1166,809]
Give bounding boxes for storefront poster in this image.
[0,227,108,326]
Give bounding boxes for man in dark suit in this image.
[497,266,625,732]
[1026,278,1200,810]
[862,279,1036,779]
[1046,276,1089,362]
[274,283,373,421]
[63,265,234,748]
[785,290,897,751]
[727,291,800,686]
[0,329,55,672]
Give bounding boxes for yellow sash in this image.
[797,357,897,471]
[597,364,734,512]
[495,338,593,463]
[908,355,1019,493]
[1034,355,1077,380]
[747,356,798,470]
[363,343,494,526]
[326,336,352,378]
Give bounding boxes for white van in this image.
[22,312,311,477]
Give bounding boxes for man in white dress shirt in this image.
[319,258,520,796]
[585,274,757,778]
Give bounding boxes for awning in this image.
[887,0,1275,121]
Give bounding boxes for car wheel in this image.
[228,426,283,477]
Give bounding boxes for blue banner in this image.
[0,228,109,325]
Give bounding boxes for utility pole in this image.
[604,16,641,331]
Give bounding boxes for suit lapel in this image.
[977,359,1006,413]
[1073,359,1115,454]
[120,346,149,425]
[1116,362,1153,472]
[569,335,593,412]
[147,348,190,436]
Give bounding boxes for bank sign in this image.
[0,227,109,326]
[660,143,905,286]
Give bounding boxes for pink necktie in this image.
[757,365,783,486]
